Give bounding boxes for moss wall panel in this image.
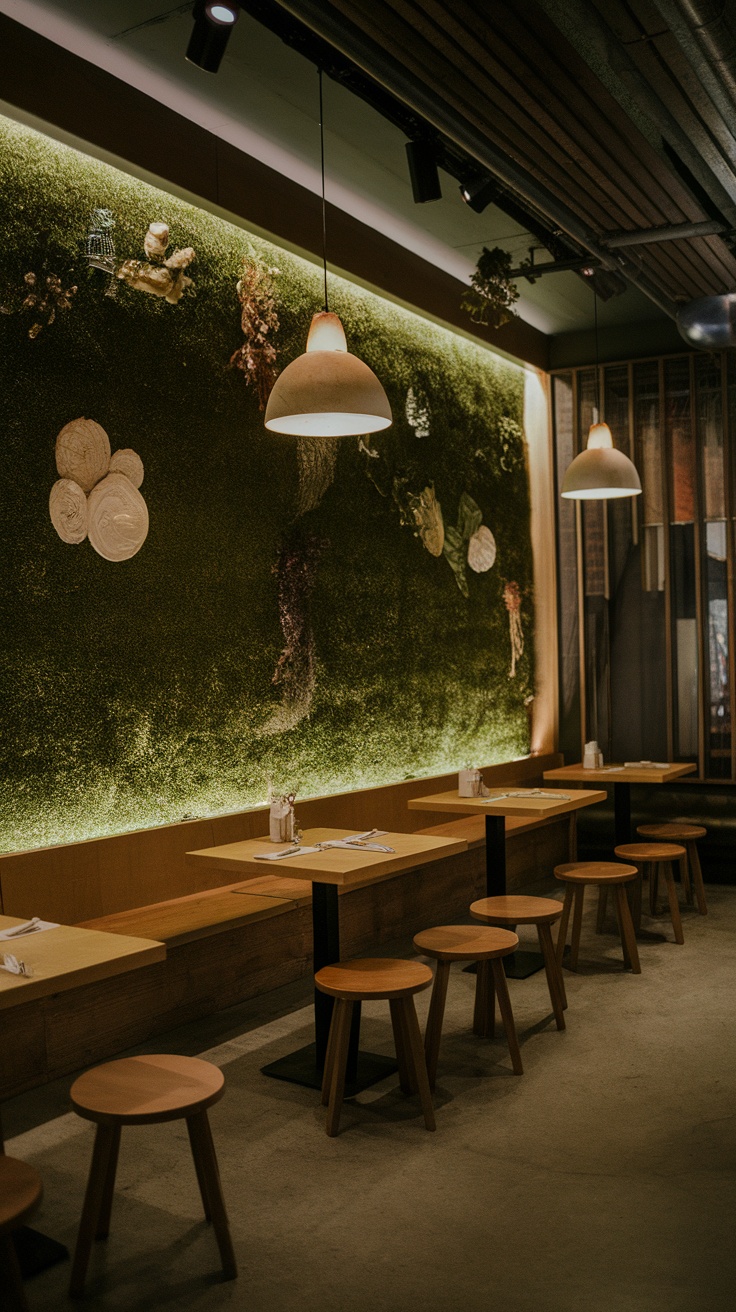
[0,115,533,853]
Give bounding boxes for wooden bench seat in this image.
[79,888,295,947]
[417,813,566,849]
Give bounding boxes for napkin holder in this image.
[269,794,297,843]
[583,741,603,769]
[459,768,487,797]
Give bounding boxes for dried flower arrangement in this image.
[0,270,77,338]
[229,256,280,410]
[462,246,519,328]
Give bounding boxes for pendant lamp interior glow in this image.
[560,297,641,501]
[264,70,392,440]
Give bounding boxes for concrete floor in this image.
[6,884,736,1312]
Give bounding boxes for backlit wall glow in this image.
[0,113,535,852]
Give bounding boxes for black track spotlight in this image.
[186,0,240,73]
[405,140,442,203]
[459,175,499,214]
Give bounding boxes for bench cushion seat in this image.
[79,886,295,947]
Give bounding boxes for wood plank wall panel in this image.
[0,754,561,923]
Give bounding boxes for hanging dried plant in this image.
[461,246,519,328]
[262,530,327,734]
[503,580,524,677]
[1,271,77,339]
[229,257,280,410]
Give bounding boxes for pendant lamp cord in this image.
[593,290,600,420]
[319,67,329,312]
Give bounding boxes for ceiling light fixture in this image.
[405,140,442,204]
[561,295,642,500]
[186,0,239,73]
[459,175,499,214]
[264,70,392,439]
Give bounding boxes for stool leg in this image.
[325,999,353,1138]
[423,961,450,1091]
[70,1122,120,1298]
[614,885,641,973]
[390,997,416,1094]
[473,960,494,1039]
[688,841,708,915]
[630,866,643,933]
[662,862,685,944]
[595,887,608,934]
[490,960,523,1074]
[321,1000,341,1107]
[94,1125,121,1239]
[569,886,585,971]
[679,850,693,905]
[398,998,436,1132]
[556,885,574,966]
[537,924,565,1029]
[187,1111,237,1280]
[0,1233,29,1312]
[186,1116,213,1221]
[648,862,659,915]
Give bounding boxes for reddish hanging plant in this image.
[229,258,280,409]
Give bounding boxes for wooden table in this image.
[187,827,466,1093]
[407,788,605,977]
[542,763,697,846]
[0,916,165,1279]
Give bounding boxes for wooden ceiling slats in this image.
[314,0,736,302]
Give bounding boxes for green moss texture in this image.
[0,114,534,853]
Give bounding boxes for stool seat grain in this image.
[413,924,518,961]
[314,958,433,1000]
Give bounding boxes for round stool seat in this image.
[70,1055,225,1126]
[555,861,639,884]
[470,895,563,925]
[315,958,433,1001]
[413,925,518,961]
[0,1156,43,1234]
[614,843,685,863]
[637,823,706,841]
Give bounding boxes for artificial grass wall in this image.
[0,113,534,853]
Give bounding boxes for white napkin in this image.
[253,845,323,862]
[0,917,59,940]
[483,790,571,802]
[623,762,669,769]
[1,953,33,977]
[253,830,393,861]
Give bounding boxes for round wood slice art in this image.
[109,448,144,488]
[467,525,496,572]
[87,472,149,562]
[55,418,111,492]
[49,478,88,544]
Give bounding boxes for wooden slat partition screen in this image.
[0,754,561,923]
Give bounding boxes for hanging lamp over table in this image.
[264,69,392,440]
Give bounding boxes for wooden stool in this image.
[469,896,567,1030]
[316,959,435,1137]
[69,1054,237,1297]
[636,823,707,914]
[613,843,686,944]
[413,925,522,1088]
[0,1156,43,1312]
[554,862,641,973]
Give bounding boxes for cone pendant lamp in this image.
[264,71,392,440]
[560,296,641,501]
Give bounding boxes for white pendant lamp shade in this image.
[264,311,393,438]
[561,421,642,500]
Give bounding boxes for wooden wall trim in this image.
[0,13,548,370]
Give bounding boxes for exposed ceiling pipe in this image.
[536,0,736,226]
[650,0,736,129]
[603,219,730,246]
[274,0,678,318]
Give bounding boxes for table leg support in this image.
[484,814,544,979]
[614,783,632,847]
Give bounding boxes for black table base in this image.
[261,880,397,1091]
[14,1226,69,1278]
[261,1043,397,1095]
[614,782,633,846]
[484,813,545,978]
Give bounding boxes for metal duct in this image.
[274,0,679,317]
[651,0,736,126]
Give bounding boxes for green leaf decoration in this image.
[442,523,469,598]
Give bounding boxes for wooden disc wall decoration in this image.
[87,472,149,561]
[55,418,111,491]
[109,448,144,488]
[49,478,88,544]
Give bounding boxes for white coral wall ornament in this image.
[49,420,148,561]
[467,524,496,573]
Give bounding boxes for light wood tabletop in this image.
[0,917,165,1010]
[187,827,467,888]
[543,762,697,785]
[407,787,607,819]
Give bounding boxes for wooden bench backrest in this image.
[0,753,561,923]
